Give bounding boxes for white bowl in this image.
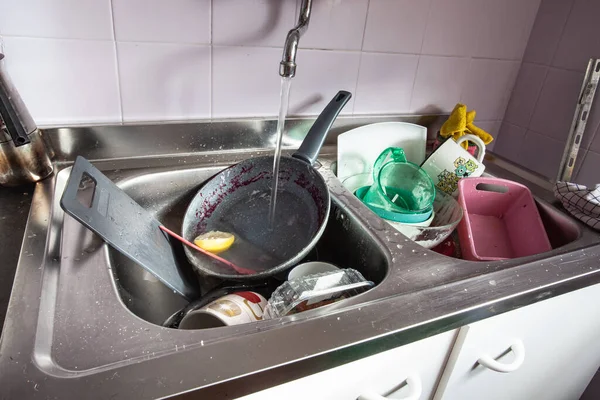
[288,262,339,280]
[384,190,463,249]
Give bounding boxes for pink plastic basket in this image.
[457,177,552,261]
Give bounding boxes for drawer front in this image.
[434,283,600,400]
[238,330,456,400]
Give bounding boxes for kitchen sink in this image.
[2,117,599,399]
[108,162,389,326]
[42,150,600,371]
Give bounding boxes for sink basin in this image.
[108,163,389,326]
[2,117,599,399]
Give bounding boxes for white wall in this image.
[495,0,600,185]
[0,0,540,131]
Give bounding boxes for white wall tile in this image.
[212,0,297,47]
[2,37,120,125]
[299,0,369,51]
[475,120,500,151]
[289,50,360,115]
[421,0,480,57]
[590,123,600,153]
[460,59,520,121]
[523,0,575,64]
[504,63,548,128]
[575,150,600,186]
[112,0,210,44]
[494,122,526,163]
[0,0,112,40]
[0,0,546,126]
[354,53,419,114]
[363,0,432,54]
[117,42,210,122]
[581,97,600,150]
[424,0,539,60]
[472,0,541,60]
[552,0,600,72]
[529,68,584,141]
[212,46,282,117]
[410,55,470,114]
[519,130,565,178]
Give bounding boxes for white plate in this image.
[337,122,427,181]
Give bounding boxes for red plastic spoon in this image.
[159,226,255,275]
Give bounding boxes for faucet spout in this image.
[279,0,312,78]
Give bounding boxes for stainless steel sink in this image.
[106,159,389,326]
[2,116,599,399]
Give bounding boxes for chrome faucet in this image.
[279,0,312,78]
[0,51,53,186]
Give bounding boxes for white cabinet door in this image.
[434,283,600,400]
[238,329,457,400]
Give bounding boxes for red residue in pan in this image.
[194,161,269,231]
[194,160,326,230]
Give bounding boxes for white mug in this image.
[420,134,486,196]
[178,291,267,330]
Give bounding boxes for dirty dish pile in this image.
[178,291,267,330]
[341,143,464,249]
[385,190,463,249]
[362,147,435,222]
[337,122,427,182]
[263,267,373,319]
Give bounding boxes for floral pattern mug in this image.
[420,134,486,197]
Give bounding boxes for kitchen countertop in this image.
[0,184,34,329]
[1,116,600,399]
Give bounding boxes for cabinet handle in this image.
[477,339,525,373]
[357,375,422,400]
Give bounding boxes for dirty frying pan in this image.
[182,90,352,280]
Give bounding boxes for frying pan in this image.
[182,90,352,280]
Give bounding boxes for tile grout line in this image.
[457,57,474,104]
[108,0,124,124]
[583,121,599,153]
[418,0,435,54]
[521,59,588,74]
[352,0,371,114]
[407,0,435,114]
[209,0,213,119]
[407,55,421,113]
[549,0,577,68]
[0,31,549,66]
[572,149,588,181]
[496,59,523,128]
[523,64,550,132]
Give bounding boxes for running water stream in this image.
[268,77,292,227]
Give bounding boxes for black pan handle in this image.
[292,90,352,165]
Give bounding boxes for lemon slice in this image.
[193,231,235,254]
